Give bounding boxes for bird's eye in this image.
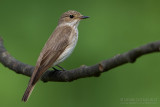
[69,15,74,18]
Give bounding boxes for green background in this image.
[0,0,160,107]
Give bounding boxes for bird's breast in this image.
[53,28,78,66]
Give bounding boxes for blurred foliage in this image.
[0,0,160,107]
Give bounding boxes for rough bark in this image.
[0,37,159,82]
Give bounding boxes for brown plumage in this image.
[22,10,89,102]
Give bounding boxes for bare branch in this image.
[0,37,160,82]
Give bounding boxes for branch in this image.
[0,37,160,82]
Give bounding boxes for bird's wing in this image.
[31,25,72,84]
[22,25,73,102]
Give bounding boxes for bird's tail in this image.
[21,83,35,102]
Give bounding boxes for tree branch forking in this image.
[0,37,160,82]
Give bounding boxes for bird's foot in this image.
[56,65,66,71]
[52,67,60,71]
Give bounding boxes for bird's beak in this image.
[80,16,90,19]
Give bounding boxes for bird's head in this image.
[58,10,89,27]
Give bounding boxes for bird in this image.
[22,10,89,102]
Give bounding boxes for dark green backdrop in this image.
[0,0,160,107]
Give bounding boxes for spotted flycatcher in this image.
[22,10,89,102]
